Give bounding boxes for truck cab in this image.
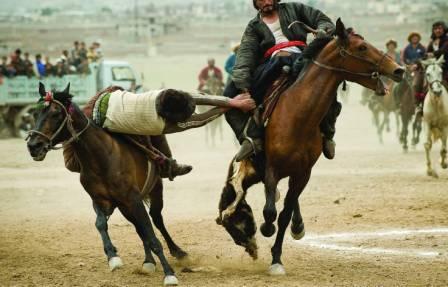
[96,60,143,93]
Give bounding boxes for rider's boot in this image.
[320,98,342,160]
[151,135,192,180]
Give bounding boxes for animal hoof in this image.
[268,263,286,276]
[171,249,188,260]
[442,163,448,169]
[108,257,123,271]
[260,223,276,237]
[164,275,179,286]
[142,262,156,273]
[290,224,305,241]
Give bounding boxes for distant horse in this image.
[216,19,404,275]
[199,77,224,146]
[421,56,448,178]
[411,62,427,147]
[362,81,400,144]
[27,83,184,286]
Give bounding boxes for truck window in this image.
[111,67,136,81]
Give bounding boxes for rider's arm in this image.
[163,107,224,134]
[232,21,260,92]
[292,3,335,34]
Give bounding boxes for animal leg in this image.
[93,203,122,271]
[424,131,437,178]
[290,201,305,240]
[269,172,311,276]
[149,178,188,260]
[221,159,256,220]
[440,132,448,169]
[118,192,177,286]
[260,166,279,238]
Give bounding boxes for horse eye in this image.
[358,45,367,52]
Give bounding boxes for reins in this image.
[26,95,90,150]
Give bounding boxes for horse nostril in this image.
[394,68,405,79]
[27,141,43,152]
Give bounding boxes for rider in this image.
[224,0,340,161]
[198,58,224,92]
[402,32,426,65]
[426,21,448,85]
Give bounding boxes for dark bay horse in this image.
[27,83,184,286]
[217,19,404,275]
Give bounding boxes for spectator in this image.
[93,41,103,59]
[35,54,46,77]
[23,52,35,77]
[11,49,25,76]
[0,56,8,76]
[77,57,91,75]
[87,45,98,63]
[79,42,88,62]
[70,41,81,67]
[385,39,402,65]
[402,32,426,65]
[54,60,68,77]
[44,56,55,76]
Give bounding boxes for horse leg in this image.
[395,111,401,141]
[385,111,391,132]
[148,178,188,260]
[440,131,448,169]
[412,114,422,147]
[261,166,279,238]
[401,116,409,152]
[118,192,178,286]
[290,201,305,240]
[269,172,311,275]
[424,128,437,178]
[93,202,123,271]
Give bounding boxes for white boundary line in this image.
[295,228,448,258]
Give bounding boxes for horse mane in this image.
[302,36,334,60]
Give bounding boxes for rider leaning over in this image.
[224,0,342,161]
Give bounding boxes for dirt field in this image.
[1,85,447,287]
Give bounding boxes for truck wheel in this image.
[13,105,36,138]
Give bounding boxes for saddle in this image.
[64,86,165,173]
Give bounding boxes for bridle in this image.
[425,63,445,94]
[26,92,90,150]
[312,37,389,94]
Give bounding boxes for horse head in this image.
[421,56,445,97]
[27,82,83,161]
[318,18,404,95]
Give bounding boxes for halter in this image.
[312,39,389,94]
[425,62,445,93]
[26,92,90,150]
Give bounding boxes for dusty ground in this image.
[1,85,448,287]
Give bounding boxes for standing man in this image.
[198,58,224,93]
[224,0,339,161]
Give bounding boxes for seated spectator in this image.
[54,60,68,77]
[35,54,46,77]
[70,41,81,68]
[93,41,103,59]
[402,32,426,65]
[23,52,35,77]
[79,42,88,62]
[44,56,55,76]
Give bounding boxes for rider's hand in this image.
[230,93,256,112]
[315,28,328,39]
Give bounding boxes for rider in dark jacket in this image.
[427,21,448,84]
[224,0,340,161]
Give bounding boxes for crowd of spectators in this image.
[0,41,103,79]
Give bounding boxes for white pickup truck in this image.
[0,60,143,137]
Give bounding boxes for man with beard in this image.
[427,21,448,85]
[224,0,340,162]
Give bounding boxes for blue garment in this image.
[225,53,236,75]
[36,60,46,77]
[403,43,426,64]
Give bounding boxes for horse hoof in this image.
[142,262,156,273]
[260,223,276,237]
[171,249,188,260]
[268,264,286,276]
[164,275,179,286]
[108,257,123,271]
[442,163,448,170]
[290,225,305,241]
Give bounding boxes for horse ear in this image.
[335,18,348,44]
[63,82,70,95]
[420,59,431,68]
[39,82,46,97]
[436,55,445,65]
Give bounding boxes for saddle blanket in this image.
[93,89,166,135]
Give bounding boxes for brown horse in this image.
[27,83,184,286]
[217,19,404,275]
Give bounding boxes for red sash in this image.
[264,41,307,59]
